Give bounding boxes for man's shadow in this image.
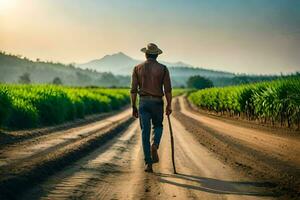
[155,172,279,197]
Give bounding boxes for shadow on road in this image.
[156,172,279,197]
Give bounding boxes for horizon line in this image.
[1,49,298,76]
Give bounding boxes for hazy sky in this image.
[1,0,300,74]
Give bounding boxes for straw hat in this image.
[141,43,163,55]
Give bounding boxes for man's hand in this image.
[166,104,172,116]
[132,106,139,118]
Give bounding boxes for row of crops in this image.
[0,85,130,129]
[188,77,300,129]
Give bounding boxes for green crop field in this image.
[0,85,130,129]
[188,77,300,129]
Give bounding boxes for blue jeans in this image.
[139,98,164,164]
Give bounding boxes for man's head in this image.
[141,43,162,60]
[145,53,158,60]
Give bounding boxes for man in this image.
[130,43,172,173]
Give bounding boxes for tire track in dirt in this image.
[179,96,300,167]
[0,109,133,200]
[0,109,130,171]
[21,121,140,200]
[0,108,129,148]
[154,115,276,200]
[174,96,300,198]
[22,120,165,200]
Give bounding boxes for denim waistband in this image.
[140,95,162,100]
[140,96,163,101]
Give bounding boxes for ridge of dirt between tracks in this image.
[0,116,135,200]
[0,106,130,147]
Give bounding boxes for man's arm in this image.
[131,93,138,118]
[165,92,172,115]
[131,93,137,108]
[163,67,172,115]
[130,67,139,118]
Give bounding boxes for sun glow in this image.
[0,0,16,12]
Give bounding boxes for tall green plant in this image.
[188,77,300,128]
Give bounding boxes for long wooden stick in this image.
[167,115,177,174]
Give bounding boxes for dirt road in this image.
[1,96,298,199]
[21,115,276,199]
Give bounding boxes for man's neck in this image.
[147,58,157,61]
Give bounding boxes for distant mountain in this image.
[1,51,234,87]
[78,52,139,75]
[2,51,282,88]
[78,52,194,75]
[77,52,235,86]
[0,52,128,87]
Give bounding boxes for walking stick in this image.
[167,115,177,174]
